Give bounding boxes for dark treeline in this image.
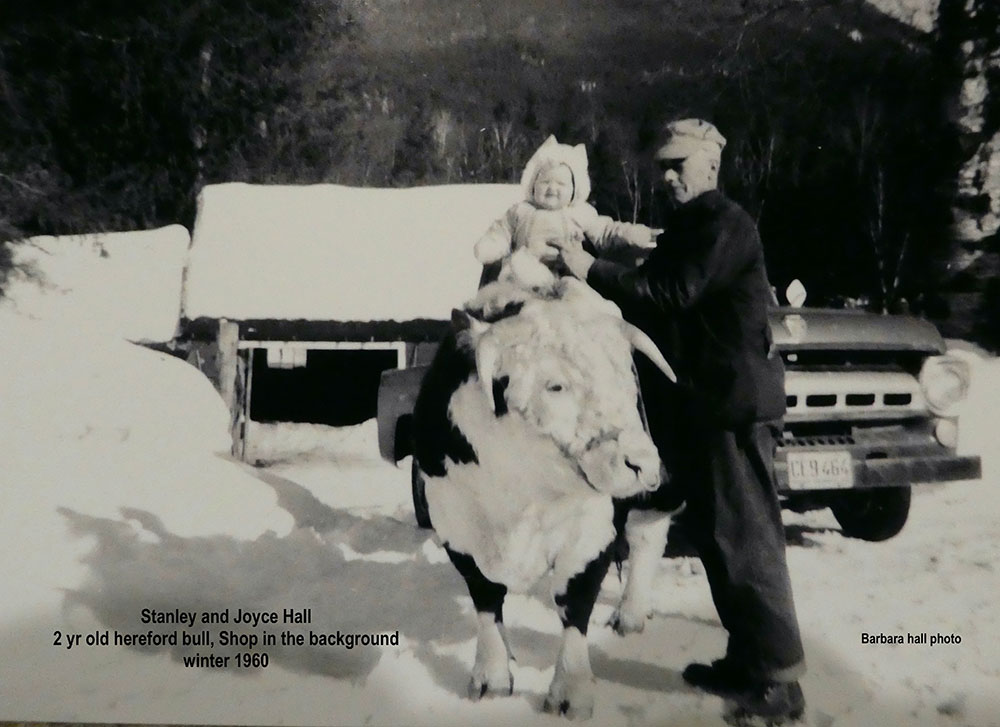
[0,0,357,236]
[0,0,992,344]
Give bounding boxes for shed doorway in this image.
[245,342,405,427]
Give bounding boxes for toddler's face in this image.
[532,164,574,210]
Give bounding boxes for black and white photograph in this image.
[1,1,998,725]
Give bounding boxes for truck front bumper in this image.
[774,452,982,492]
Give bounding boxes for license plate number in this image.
[786,450,854,490]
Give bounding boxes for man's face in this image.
[532,164,574,210]
[658,150,718,204]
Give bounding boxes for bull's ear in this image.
[452,308,489,335]
[451,308,472,332]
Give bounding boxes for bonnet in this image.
[519,135,592,205]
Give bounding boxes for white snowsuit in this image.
[474,135,655,288]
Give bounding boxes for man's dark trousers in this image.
[674,415,805,681]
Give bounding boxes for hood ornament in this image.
[783,279,808,342]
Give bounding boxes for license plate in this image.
[786,450,854,490]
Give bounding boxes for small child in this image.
[474,135,658,289]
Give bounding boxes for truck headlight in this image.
[919,355,971,417]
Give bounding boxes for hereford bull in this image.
[413,279,682,719]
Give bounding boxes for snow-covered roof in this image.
[182,182,524,322]
[3,224,190,343]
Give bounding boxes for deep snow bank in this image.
[2,225,189,342]
[0,310,295,621]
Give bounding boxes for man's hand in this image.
[546,236,595,280]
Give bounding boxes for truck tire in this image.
[830,486,911,542]
[411,459,433,530]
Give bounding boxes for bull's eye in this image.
[546,383,564,392]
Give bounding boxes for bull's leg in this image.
[444,545,514,700]
[609,508,672,635]
[545,545,613,720]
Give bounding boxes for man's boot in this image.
[685,661,805,724]
[682,659,749,696]
[730,680,806,724]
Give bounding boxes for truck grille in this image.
[781,433,856,447]
[784,370,926,423]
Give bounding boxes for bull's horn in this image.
[619,320,677,383]
[475,337,500,413]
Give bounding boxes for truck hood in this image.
[768,308,946,353]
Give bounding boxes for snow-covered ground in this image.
[2,259,999,726]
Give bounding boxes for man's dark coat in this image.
[587,189,785,427]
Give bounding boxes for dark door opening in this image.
[249,347,399,426]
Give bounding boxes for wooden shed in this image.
[179,182,521,462]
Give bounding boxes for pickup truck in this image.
[377,294,982,542]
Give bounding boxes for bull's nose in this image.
[626,457,660,491]
[624,456,661,491]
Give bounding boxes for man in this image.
[551,118,806,723]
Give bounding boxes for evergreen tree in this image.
[935,0,1000,346]
[391,101,441,186]
[0,0,356,238]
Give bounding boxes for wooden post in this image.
[216,318,242,457]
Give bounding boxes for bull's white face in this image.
[467,299,664,499]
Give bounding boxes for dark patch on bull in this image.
[492,376,509,417]
[610,501,633,572]
[444,544,508,622]
[481,300,525,323]
[553,543,614,635]
[478,260,501,288]
[463,298,526,324]
[413,332,479,477]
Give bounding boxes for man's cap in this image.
[654,118,727,161]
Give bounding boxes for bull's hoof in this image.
[608,603,647,635]
[467,670,514,701]
[543,675,595,720]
